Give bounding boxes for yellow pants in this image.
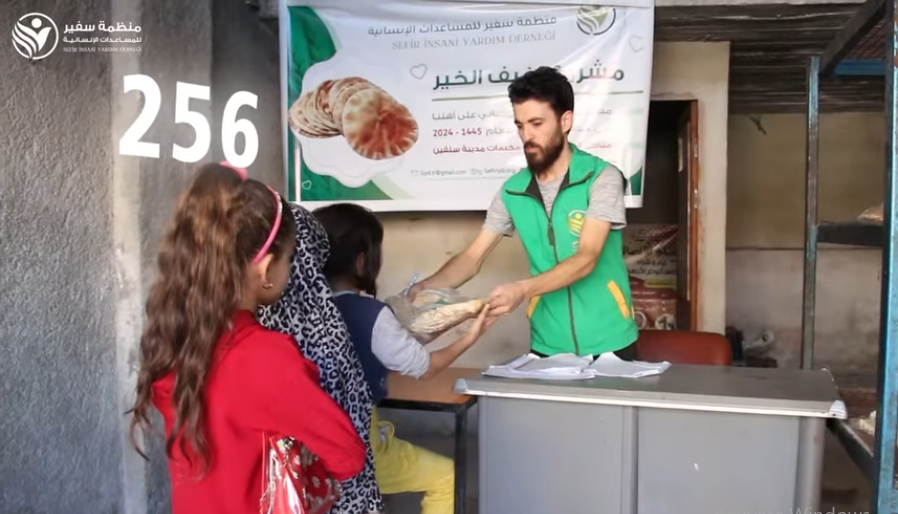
[371,407,455,514]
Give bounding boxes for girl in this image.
[259,204,385,514]
[313,202,494,514]
[130,163,366,514]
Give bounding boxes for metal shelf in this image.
[818,220,883,247]
[801,0,898,509]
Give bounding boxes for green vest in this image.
[502,143,638,357]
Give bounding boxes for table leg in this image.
[454,406,468,514]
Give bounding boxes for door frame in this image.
[678,99,702,330]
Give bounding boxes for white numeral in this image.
[172,82,212,163]
[119,74,161,158]
[221,91,260,169]
[119,75,259,168]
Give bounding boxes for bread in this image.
[407,299,485,334]
[341,88,418,160]
[288,76,417,160]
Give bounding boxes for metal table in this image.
[455,364,847,514]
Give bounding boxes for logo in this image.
[575,6,616,36]
[12,13,59,61]
[568,210,586,237]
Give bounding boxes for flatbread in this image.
[289,76,418,160]
[407,299,485,334]
[313,80,341,132]
[341,88,419,160]
[289,89,338,138]
[328,77,374,129]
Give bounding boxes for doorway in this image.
[625,100,700,331]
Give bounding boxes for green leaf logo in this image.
[576,6,616,36]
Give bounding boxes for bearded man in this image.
[409,66,638,359]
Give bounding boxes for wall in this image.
[726,112,884,373]
[0,1,123,513]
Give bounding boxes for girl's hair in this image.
[313,203,383,297]
[130,162,296,473]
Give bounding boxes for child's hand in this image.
[466,304,495,341]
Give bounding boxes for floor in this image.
[382,429,873,514]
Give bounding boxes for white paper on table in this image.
[587,352,671,378]
[515,353,593,374]
[483,353,596,380]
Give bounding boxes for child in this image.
[129,163,366,514]
[313,202,494,514]
[259,203,385,514]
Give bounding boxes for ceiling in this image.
[250,1,883,114]
[656,3,883,113]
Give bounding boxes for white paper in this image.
[483,351,670,381]
[587,352,671,378]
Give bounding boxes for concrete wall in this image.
[0,1,123,513]
[726,112,884,373]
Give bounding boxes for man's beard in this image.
[524,131,566,176]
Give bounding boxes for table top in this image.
[455,364,848,419]
[385,367,480,405]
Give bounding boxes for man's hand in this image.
[406,281,426,302]
[488,281,528,317]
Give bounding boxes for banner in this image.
[281,0,654,211]
[624,224,678,330]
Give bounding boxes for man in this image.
[409,66,638,359]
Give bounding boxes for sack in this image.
[260,434,342,514]
[385,287,485,341]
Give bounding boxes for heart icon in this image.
[628,35,645,53]
[409,63,427,80]
[301,180,312,190]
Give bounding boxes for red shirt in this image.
[152,310,366,514]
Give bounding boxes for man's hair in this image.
[507,66,574,117]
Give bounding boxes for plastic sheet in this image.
[385,287,485,342]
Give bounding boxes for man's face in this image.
[512,99,572,176]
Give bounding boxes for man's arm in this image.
[488,218,611,316]
[414,228,504,293]
[488,165,626,316]
[520,217,611,296]
[411,190,511,297]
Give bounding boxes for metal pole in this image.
[801,56,820,371]
[874,0,898,510]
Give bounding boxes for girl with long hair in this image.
[130,163,366,514]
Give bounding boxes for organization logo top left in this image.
[12,12,59,61]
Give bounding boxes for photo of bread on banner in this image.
[385,288,486,343]
[289,76,419,160]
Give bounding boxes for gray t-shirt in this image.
[484,164,627,236]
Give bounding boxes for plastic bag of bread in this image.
[384,288,485,342]
[858,202,884,223]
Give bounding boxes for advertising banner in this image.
[281,0,654,211]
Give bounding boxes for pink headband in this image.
[219,161,283,265]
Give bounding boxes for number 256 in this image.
[118,74,259,168]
